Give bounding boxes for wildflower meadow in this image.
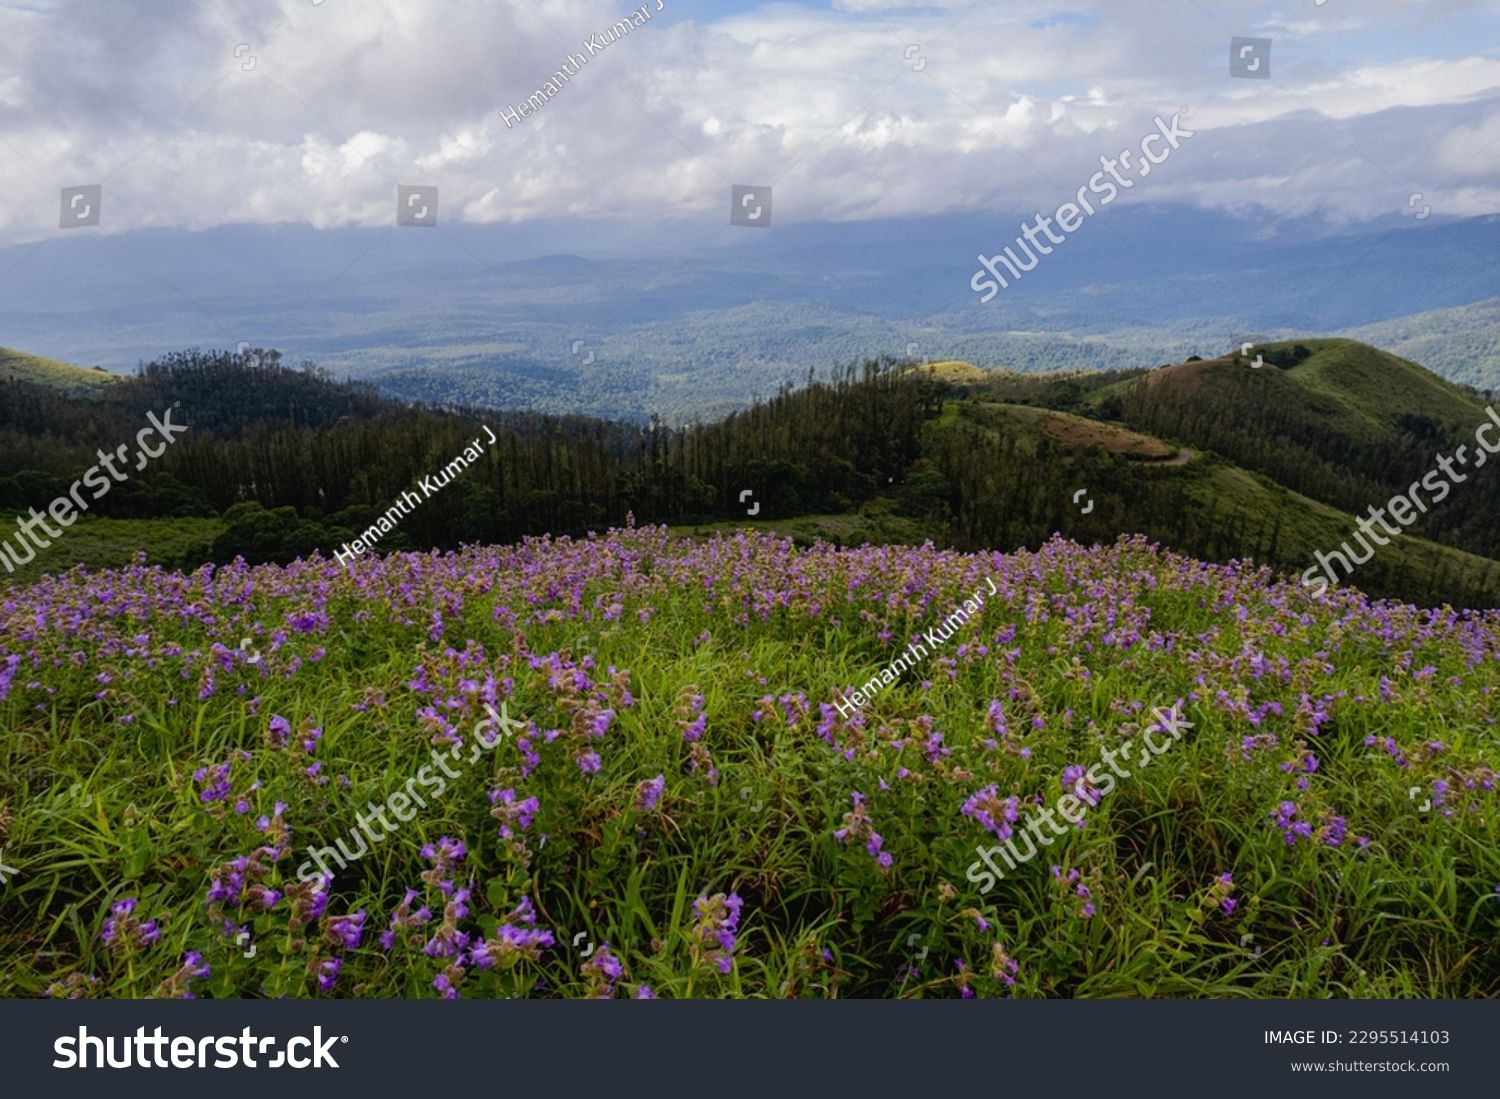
[2,523,1498,999]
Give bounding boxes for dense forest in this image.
[0,350,936,562]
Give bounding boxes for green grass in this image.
[1268,339,1483,440]
[1345,296,1500,393]
[0,347,120,395]
[1,526,1497,999]
[0,515,222,584]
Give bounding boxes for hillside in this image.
[2,341,1499,609]
[1077,339,1500,568]
[0,347,119,395]
[917,373,1500,608]
[1104,339,1482,442]
[908,360,991,386]
[1344,297,1500,395]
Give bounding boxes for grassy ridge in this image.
[1,526,1497,999]
[927,385,1500,605]
[0,347,119,395]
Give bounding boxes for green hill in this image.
[1077,339,1500,568]
[0,347,119,395]
[921,374,1500,606]
[1343,296,1500,395]
[907,360,990,385]
[1109,338,1482,441]
[1,340,1498,609]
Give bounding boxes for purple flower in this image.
[835,791,893,869]
[582,943,624,997]
[315,957,341,992]
[380,888,433,951]
[1060,764,1099,810]
[961,785,1020,842]
[421,837,467,884]
[633,774,666,812]
[489,788,541,839]
[100,897,159,952]
[326,910,366,950]
[470,895,555,968]
[691,892,743,976]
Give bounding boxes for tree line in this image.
[1,347,1496,608]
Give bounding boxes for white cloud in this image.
[0,0,1497,245]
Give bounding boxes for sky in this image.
[1,0,1500,251]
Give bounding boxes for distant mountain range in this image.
[4,206,1499,421]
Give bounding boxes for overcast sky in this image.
[2,0,1499,248]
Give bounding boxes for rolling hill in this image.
[1344,297,1500,394]
[0,347,119,395]
[2,339,1498,610]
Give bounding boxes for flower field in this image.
[2,523,1498,998]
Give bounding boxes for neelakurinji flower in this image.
[1060,764,1099,823]
[152,951,211,999]
[324,909,367,950]
[1050,865,1095,919]
[433,964,466,999]
[100,897,161,953]
[423,887,472,959]
[43,973,102,1000]
[285,878,329,931]
[581,943,624,998]
[633,773,666,812]
[470,895,555,968]
[961,785,1020,843]
[835,791,893,869]
[379,888,433,951]
[314,956,341,992]
[489,788,540,840]
[1271,800,1314,845]
[1206,871,1238,916]
[690,892,743,975]
[4,522,1498,998]
[420,836,467,887]
[990,942,1020,988]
